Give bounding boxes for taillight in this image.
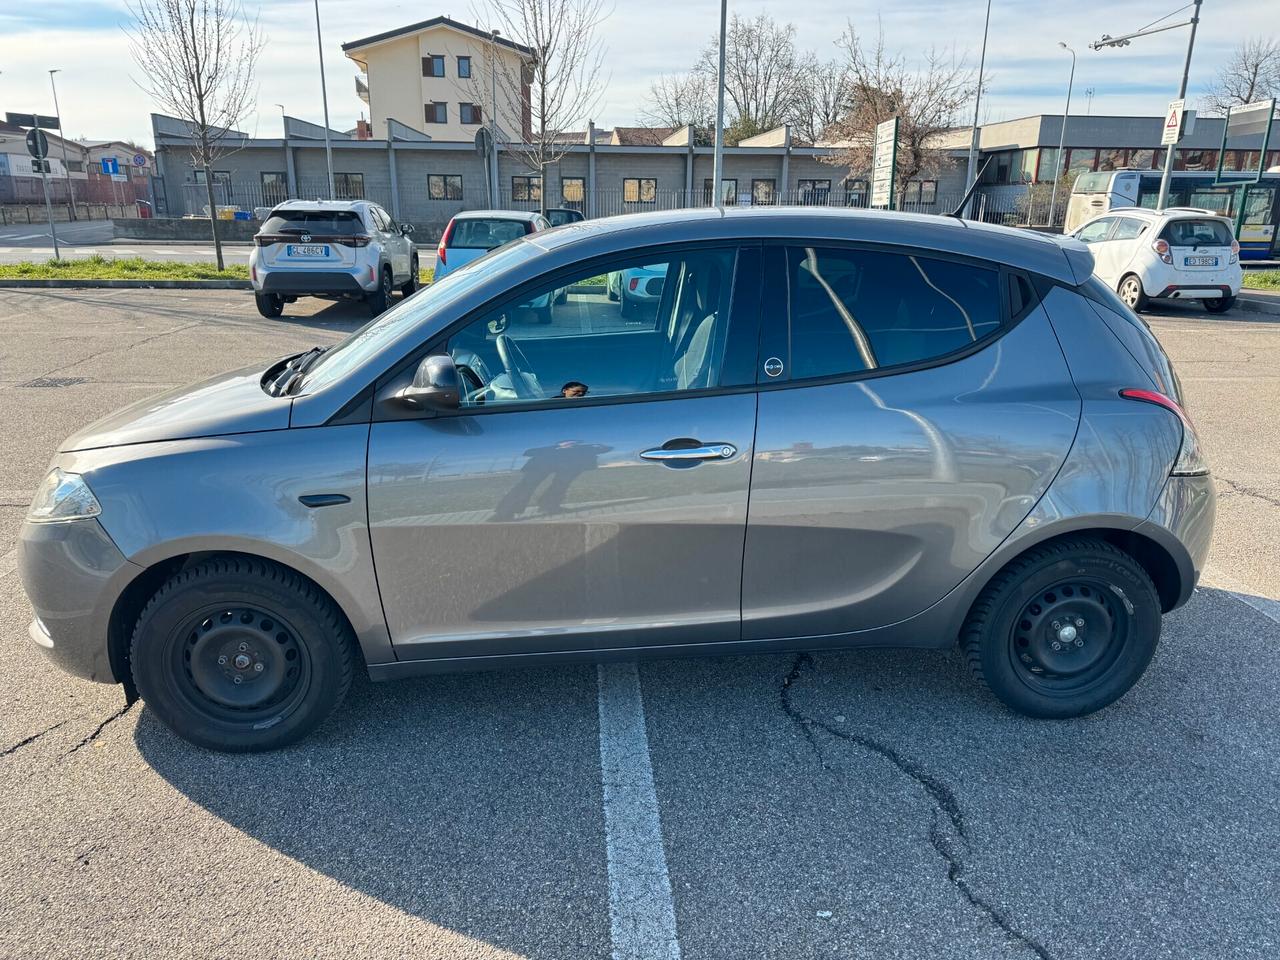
[1152,238,1172,264]
[629,277,639,292]
[1230,238,1240,265]
[438,219,455,266]
[1119,388,1210,476]
[333,234,371,248]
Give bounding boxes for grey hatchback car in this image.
[19,208,1214,751]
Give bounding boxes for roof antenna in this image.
[946,156,993,219]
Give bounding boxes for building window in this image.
[843,178,867,206]
[751,178,776,205]
[1065,148,1098,177]
[562,176,585,207]
[425,102,447,124]
[512,175,541,201]
[334,173,365,199]
[457,56,472,79]
[67,160,84,173]
[1129,149,1155,169]
[903,180,938,204]
[1175,149,1217,171]
[261,171,288,204]
[428,174,463,200]
[623,177,657,203]
[797,179,831,203]
[194,169,232,199]
[459,103,483,125]
[423,54,445,78]
[702,178,736,205]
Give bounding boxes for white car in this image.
[1070,207,1241,314]
[249,200,418,318]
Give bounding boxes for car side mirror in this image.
[396,355,459,411]
[401,222,415,235]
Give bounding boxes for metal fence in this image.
[174,177,1068,240]
[0,202,142,225]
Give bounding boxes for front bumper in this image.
[18,517,138,684]
[1135,472,1216,610]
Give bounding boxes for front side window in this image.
[1076,218,1115,244]
[784,246,1002,381]
[623,177,657,203]
[428,174,464,200]
[441,248,737,407]
[512,175,541,202]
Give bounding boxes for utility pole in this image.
[48,70,77,220]
[711,0,728,208]
[962,0,993,218]
[1047,42,1076,229]
[490,29,501,206]
[313,0,335,198]
[1090,0,1203,211]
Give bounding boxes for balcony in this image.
[355,75,369,104]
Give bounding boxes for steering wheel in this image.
[495,334,542,400]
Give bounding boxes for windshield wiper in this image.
[267,347,326,396]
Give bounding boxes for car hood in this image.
[60,362,291,452]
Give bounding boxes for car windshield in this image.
[449,218,529,249]
[261,211,364,235]
[1162,219,1233,246]
[296,240,541,394]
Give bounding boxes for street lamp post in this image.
[490,29,501,207]
[962,0,993,218]
[312,0,335,199]
[48,69,77,219]
[711,0,728,208]
[1047,42,1076,229]
[1090,0,1203,211]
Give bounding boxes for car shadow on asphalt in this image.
[132,663,613,958]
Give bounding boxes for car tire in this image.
[130,556,356,752]
[961,537,1162,719]
[606,286,619,302]
[367,267,393,316]
[400,256,419,297]
[1117,274,1149,313]
[255,292,284,319]
[1203,295,1235,314]
[554,287,568,305]
[620,295,633,319]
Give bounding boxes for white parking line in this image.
[597,662,682,960]
[0,548,16,581]
[1201,565,1280,625]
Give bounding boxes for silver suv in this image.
[249,199,418,318]
[19,208,1215,751]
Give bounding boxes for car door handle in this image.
[640,442,737,461]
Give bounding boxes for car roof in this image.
[526,206,1092,285]
[270,199,370,212]
[1096,206,1228,221]
[451,209,545,223]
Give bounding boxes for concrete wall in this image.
[112,217,259,241]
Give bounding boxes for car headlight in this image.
[27,468,102,523]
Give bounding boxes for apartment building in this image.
[342,15,533,143]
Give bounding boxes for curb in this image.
[1236,295,1280,317]
[0,278,251,289]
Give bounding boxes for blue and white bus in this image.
[1066,169,1280,259]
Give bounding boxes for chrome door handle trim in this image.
[640,443,737,461]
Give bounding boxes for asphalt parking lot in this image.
[1,288,1278,960]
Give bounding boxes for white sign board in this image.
[1162,99,1186,146]
[870,117,899,209]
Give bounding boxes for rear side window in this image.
[261,211,364,235]
[449,219,529,249]
[1111,218,1147,240]
[1162,219,1233,246]
[784,246,1002,380]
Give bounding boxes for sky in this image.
[0,0,1273,148]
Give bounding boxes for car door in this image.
[1073,216,1118,284]
[366,244,762,662]
[1102,216,1150,279]
[371,206,408,280]
[741,244,1080,641]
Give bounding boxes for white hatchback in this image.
[1070,207,1242,314]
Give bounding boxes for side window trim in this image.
[759,239,1021,390]
[371,241,762,421]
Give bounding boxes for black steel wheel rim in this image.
[170,604,312,723]
[1008,577,1129,695]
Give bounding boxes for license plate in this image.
[1184,255,1218,267]
[286,244,329,258]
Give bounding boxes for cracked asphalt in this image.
[1,289,1278,960]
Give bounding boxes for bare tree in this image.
[790,56,850,144]
[476,0,608,216]
[693,13,808,145]
[822,25,976,190]
[640,72,715,134]
[127,0,263,270]
[1202,37,1280,118]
